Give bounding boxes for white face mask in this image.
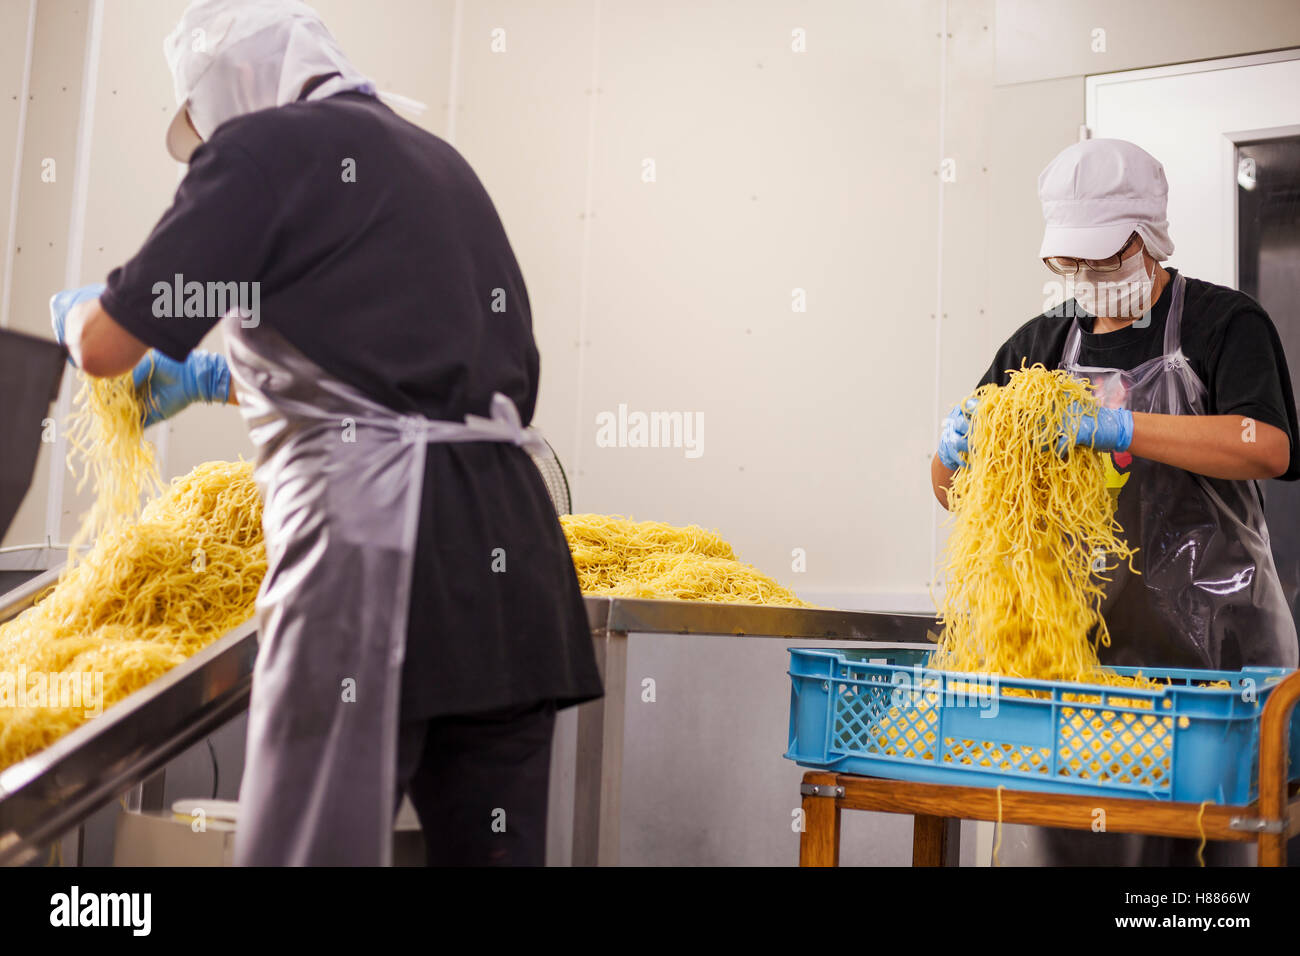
[1069,253,1156,320]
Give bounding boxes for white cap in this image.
[1038,138,1174,261]
[163,0,375,162]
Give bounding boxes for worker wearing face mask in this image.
[50,0,603,866]
[932,138,1299,865]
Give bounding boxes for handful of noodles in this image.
[930,363,1139,685]
[561,514,811,607]
[62,372,162,562]
[0,372,265,770]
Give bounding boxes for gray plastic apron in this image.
[1004,272,1297,866]
[1061,272,1296,672]
[223,320,547,866]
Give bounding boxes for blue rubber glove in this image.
[49,283,107,366]
[1055,402,1134,456]
[938,398,978,470]
[131,349,231,428]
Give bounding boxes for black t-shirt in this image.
[977,269,1300,481]
[101,92,603,720]
[103,92,535,423]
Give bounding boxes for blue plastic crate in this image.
[785,647,1299,803]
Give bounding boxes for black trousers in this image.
[394,699,556,866]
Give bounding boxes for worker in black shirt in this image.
[932,138,1298,865]
[52,0,602,866]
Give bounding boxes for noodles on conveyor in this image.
[0,372,265,771]
[560,514,811,607]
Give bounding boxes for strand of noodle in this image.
[61,373,162,564]
[1196,800,1211,867]
[993,784,1005,866]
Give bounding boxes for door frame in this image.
[1085,48,1300,286]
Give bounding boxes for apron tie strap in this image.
[464,392,549,454]
[395,392,547,454]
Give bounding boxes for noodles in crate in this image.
[932,363,1139,685]
[869,364,1218,785]
[0,372,266,771]
[560,514,810,607]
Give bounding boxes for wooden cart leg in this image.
[1258,827,1288,867]
[1257,671,1300,867]
[800,791,841,867]
[913,814,961,867]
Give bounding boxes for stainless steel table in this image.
[0,569,938,865]
[572,597,938,865]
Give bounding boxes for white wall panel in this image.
[986,76,1083,357]
[452,0,596,483]
[935,0,994,580]
[2,0,90,548]
[577,0,942,596]
[995,0,1300,86]
[0,0,36,330]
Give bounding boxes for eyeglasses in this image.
[1043,233,1141,276]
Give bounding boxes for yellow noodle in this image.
[1196,800,1211,867]
[993,784,1005,866]
[62,373,162,563]
[931,363,1140,687]
[560,514,810,607]
[878,365,1189,787]
[0,372,265,770]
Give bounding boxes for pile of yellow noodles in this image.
[864,364,1197,786]
[0,373,265,771]
[560,514,810,607]
[931,363,1139,685]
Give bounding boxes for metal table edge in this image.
[0,620,260,862]
[586,596,939,642]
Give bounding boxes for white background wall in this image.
[5,0,1299,606]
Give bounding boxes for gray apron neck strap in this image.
[1161,271,1186,356]
[1061,315,1083,368]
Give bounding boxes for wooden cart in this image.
[798,670,1300,866]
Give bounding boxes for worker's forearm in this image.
[68,299,148,377]
[930,453,954,510]
[1128,412,1290,480]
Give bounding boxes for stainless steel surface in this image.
[590,596,939,643]
[0,545,68,569]
[571,596,940,865]
[527,437,573,515]
[0,547,67,624]
[0,576,936,866]
[1229,816,1286,834]
[0,565,64,626]
[0,621,258,865]
[801,783,845,798]
[0,329,67,542]
[572,622,627,867]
